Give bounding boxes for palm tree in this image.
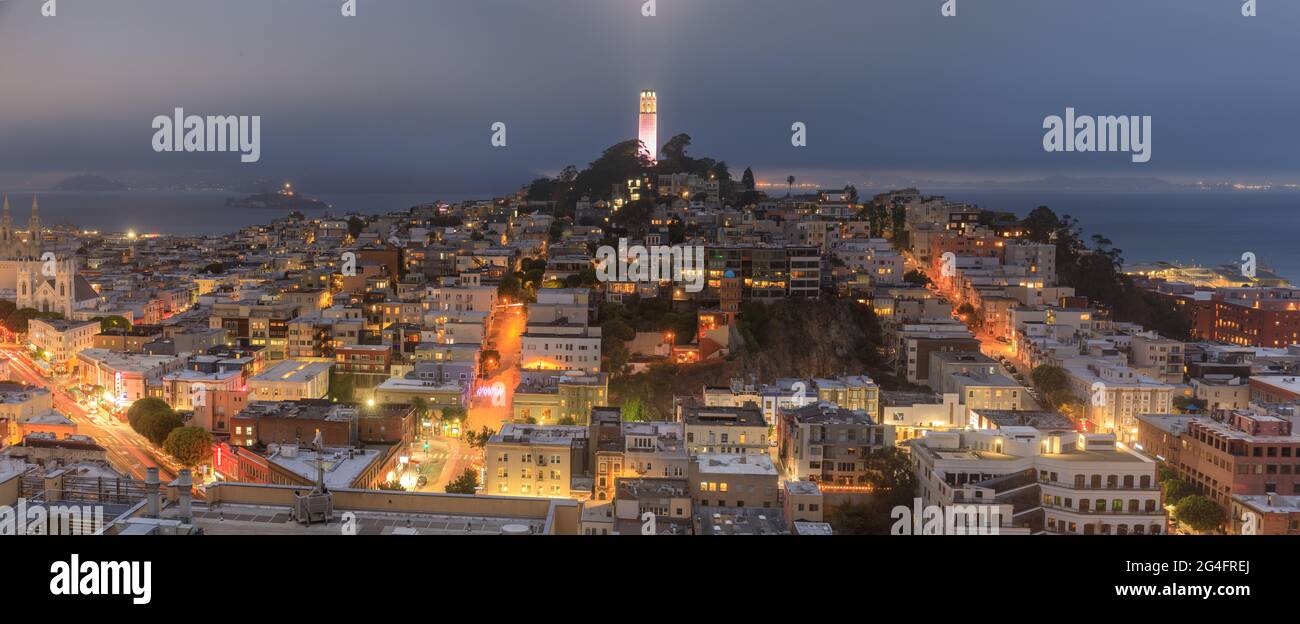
[786,175,795,197]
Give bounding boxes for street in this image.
[466,303,525,433]
[2,345,179,484]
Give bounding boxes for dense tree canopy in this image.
[164,427,213,467]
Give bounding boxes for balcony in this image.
[1042,501,1164,516]
[1038,479,1158,492]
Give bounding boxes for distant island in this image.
[226,183,329,210]
[52,174,127,192]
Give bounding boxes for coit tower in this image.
[639,90,658,162]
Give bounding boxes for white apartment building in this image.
[1065,361,1173,443]
[911,427,1166,535]
[879,391,964,442]
[28,318,100,372]
[425,281,498,316]
[521,322,601,373]
[247,359,333,402]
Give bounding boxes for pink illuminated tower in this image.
[638,90,658,162]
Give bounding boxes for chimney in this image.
[145,467,160,518]
[177,469,194,523]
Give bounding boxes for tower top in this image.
[640,90,657,114]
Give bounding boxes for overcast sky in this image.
[0,0,1296,193]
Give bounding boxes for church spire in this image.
[1,195,10,244]
[28,195,40,255]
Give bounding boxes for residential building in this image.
[689,453,780,509]
[485,424,590,499]
[247,359,333,402]
[777,402,895,488]
[682,404,768,455]
[912,428,1165,535]
[28,318,100,374]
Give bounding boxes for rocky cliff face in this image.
[610,299,898,419]
[665,299,890,402]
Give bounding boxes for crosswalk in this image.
[423,452,477,462]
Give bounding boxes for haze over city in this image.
[2,0,1299,193]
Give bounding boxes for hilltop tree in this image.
[568,139,654,205]
[741,167,756,191]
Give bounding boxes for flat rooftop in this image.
[76,348,178,373]
[167,502,546,535]
[683,405,765,428]
[975,410,1074,430]
[793,521,834,535]
[264,445,384,489]
[695,506,789,536]
[237,400,355,423]
[694,453,777,476]
[1235,494,1300,514]
[785,401,875,426]
[249,359,333,384]
[784,480,822,496]
[490,424,588,447]
[33,318,100,331]
[1136,413,1204,435]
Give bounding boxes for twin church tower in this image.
[0,195,43,259]
[0,195,90,317]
